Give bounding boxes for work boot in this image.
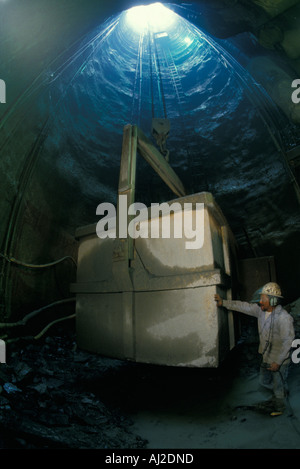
[272,397,286,413]
[255,396,285,415]
[255,398,275,412]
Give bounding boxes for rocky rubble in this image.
[0,328,147,449]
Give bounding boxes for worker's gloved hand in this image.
[214,294,223,307]
[267,362,280,372]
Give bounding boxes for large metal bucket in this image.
[71,125,239,367]
[71,191,239,367]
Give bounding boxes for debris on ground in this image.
[0,328,147,449]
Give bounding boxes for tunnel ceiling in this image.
[0,0,300,319]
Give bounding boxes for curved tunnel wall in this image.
[0,0,300,321]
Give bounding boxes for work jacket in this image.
[223,300,295,365]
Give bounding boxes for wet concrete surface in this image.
[97,345,300,449]
[0,323,300,449]
[130,363,300,449]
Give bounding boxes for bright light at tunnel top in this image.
[125,3,177,33]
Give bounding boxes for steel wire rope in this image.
[158,29,196,191]
[160,39,185,114]
[137,34,144,125]
[148,31,155,119]
[130,31,144,126]
[153,35,168,120]
[148,30,168,119]
[149,31,172,164]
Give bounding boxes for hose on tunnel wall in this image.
[0,17,120,320]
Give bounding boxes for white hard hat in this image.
[261,282,283,298]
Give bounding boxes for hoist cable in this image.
[138,34,144,122]
[153,37,167,119]
[131,31,144,125]
[148,32,155,119]
[158,32,196,189]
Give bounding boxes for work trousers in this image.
[259,360,290,399]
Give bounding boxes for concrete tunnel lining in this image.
[0,0,300,323]
[1,0,300,452]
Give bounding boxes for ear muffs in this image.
[270,296,278,307]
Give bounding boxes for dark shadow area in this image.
[0,319,259,449]
[1,314,300,449]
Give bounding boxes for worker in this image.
[214,282,295,414]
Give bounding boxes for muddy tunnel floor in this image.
[1,322,300,450]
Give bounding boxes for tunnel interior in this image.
[1,0,300,451]
[0,0,300,327]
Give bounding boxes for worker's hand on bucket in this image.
[267,362,280,372]
[214,294,223,307]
